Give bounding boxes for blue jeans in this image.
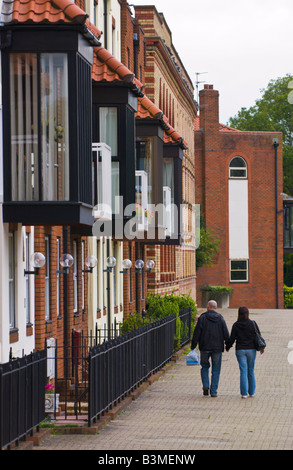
[200,351,222,395]
[236,349,256,396]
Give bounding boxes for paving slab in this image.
[34,309,293,451]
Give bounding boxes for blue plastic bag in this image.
[186,349,199,365]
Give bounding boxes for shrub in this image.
[284,285,293,308]
[121,293,198,350]
[200,284,233,294]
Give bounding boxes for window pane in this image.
[163,158,174,201]
[230,260,248,281]
[230,169,246,178]
[25,234,31,324]
[99,107,118,156]
[112,162,120,213]
[136,140,152,205]
[229,157,247,179]
[82,241,85,311]
[56,237,60,317]
[45,236,50,320]
[231,260,247,270]
[10,53,39,201]
[230,270,247,281]
[41,54,69,201]
[230,157,246,168]
[73,241,78,312]
[9,233,15,328]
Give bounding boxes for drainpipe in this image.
[133,33,139,77]
[273,138,279,308]
[107,238,111,340]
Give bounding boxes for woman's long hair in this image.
[238,306,249,321]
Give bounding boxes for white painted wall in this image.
[229,179,249,259]
[87,236,123,339]
[85,0,121,60]
[0,224,35,363]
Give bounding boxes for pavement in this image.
[33,308,293,451]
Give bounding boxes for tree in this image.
[196,217,220,270]
[228,74,293,195]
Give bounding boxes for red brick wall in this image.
[34,226,88,378]
[122,241,147,316]
[195,85,283,309]
[120,0,145,84]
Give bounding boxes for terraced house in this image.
[0,0,196,432]
[0,0,286,451]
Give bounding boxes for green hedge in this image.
[121,293,197,349]
[284,285,293,308]
[200,284,233,294]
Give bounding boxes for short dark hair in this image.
[238,306,249,321]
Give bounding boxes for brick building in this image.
[133,4,198,300]
[195,85,284,309]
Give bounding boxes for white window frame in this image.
[46,337,55,379]
[229,156,247,179]
[45,235,50,320]
[92,142,112,220]
[163,186,172,237]
[25,233,31,324]
[73,240,78,313]
[135,170,148,232]
[230,259,249,282]
[81,240,85,311]
[9,232,16,329]
[56,237,60,317]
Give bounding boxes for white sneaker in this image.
[241,395,248,399]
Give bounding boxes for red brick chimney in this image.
[199,84,219,134]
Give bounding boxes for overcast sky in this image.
[133,0,292,124]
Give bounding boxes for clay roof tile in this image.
[1,0,90,26]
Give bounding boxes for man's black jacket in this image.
[191,310,229,352]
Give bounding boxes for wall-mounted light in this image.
[146,260,155,272]
[120,258,132,274]
[56,253,74,275]
[135,259,144,273]
[83,255,98,273]
[104,256,116,273]
[134,259,155,273]
[24,252,46,275]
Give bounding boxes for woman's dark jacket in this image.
[226,319,260,351]
[191,310,229,352]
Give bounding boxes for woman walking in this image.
[226,306,265,398]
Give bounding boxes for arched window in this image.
[229,156,247,178]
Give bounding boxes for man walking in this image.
[191,300,229,397]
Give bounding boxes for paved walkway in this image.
[35,308,293,451]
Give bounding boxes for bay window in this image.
[162,143,183,244]
[10,52,69,202]
[92,85,137,230]
[2,25,95,226]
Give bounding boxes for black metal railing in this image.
[0,349,47,450]
[0,307,193,446]
[50,308,193,425]
[178,307,193,347]
[87,314,177,426]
